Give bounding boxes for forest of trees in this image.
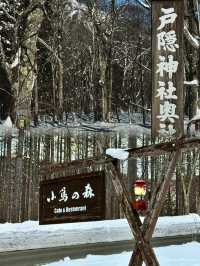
[0,0,198,125]
[0,0,200,223]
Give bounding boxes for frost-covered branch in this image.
[184,23,200,49]
[37,37,61,63]
[0,87,13,97]
[0,6,16,23]
[10,48,21,69]
[135,0,150,9]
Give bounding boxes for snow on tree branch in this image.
[37,37,61,64]
[0,6,16,23]
[184,23,200,49]
[136,0,150,9]
[10,48,21,69]
[106,148,129,160]
[184,79,199,86]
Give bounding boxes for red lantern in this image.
[132,179,147,211]
[133,199,148,211]
[134,179,146,197]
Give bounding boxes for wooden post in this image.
[106,161,159,266]
[129,150,180,266]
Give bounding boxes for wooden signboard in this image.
[39,171,105,224]
[152,0,184,138]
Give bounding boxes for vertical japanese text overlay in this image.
[152,1,184,138]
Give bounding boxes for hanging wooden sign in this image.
[152,0,184,138]
[39,171,105,225]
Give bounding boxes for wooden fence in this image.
[0,130,200,222]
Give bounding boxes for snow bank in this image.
[40,242,200,266]
[2,116,13,128]
[0,116,17,134]
[0,214,199,252]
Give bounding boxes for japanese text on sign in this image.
[156,7,179,136]
[46,183,95,203]
[39,171,105,225]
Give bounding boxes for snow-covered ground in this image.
[0,214,200,253]
[38,241,200,266]
[0,112,151,136]
[0,121,151,137]
[0,112,194,137]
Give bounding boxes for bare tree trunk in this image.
[185,0,200,119]
[99,51,113,122]
[14,7,44,119]
[180,149,198,214]
[58,59,64,121]
[33,66,39,126]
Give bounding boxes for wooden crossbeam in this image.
[128,151,180,266]
[127,137,200,158]
[105,161,159,266]
[39,137,199,265]
[106,151,180,266]
[39,157,115,175]
[39,137,200,175]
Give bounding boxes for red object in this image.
[132,199,148,211]
[134,179,146,188]
[134,179,146,196]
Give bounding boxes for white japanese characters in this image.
[82,183,95,199]
[156,81,177,100]
[72,192,80,200]
[46,182,95,203]
[59,187,68,202]
[157,101,179,123]
[157,8,177,30]
[156,7,179,136]
[156,55,178,79]
[46,191,56,203]
[157,30,179,52]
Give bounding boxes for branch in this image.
[37,37,61,64]
[0,38,11,82]
[19,1,45,19]
[0,7,16,23]
[0,87,14,97]
[187,149,199,196]
[129,101,151,112]
[184,23,200,49]
[135,0,150,9]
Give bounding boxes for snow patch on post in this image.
[106,148,129,160]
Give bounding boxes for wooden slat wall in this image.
[0,132,199,222]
